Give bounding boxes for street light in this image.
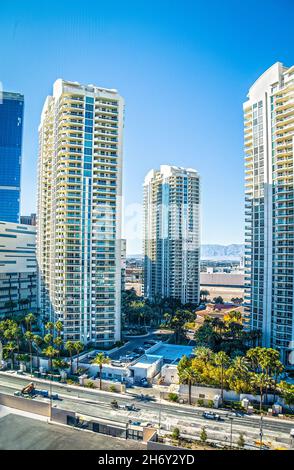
[228,416,233,449]
[126,419,132,440]
[49,373,53,422]
[158,391,162,429]
[259,414,263,450]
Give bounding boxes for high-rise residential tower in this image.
[244,62,294,366]
[37,79,124,346]
[0,91,24,223]
[143,165,200,305]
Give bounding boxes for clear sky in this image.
[0,0,293,253]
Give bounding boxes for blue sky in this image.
[0,0,293,253]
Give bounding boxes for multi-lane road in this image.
[0,371,293,449]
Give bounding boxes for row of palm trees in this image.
[0,314,114,388]
[0,315,85,376]
[178,346,286,410]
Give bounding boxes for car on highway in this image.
[227,410,244,418]
[131,421,141,426]
[125,404,140,412]
[202,411,222,421]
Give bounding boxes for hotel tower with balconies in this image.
[244,62,294,366]
[143,165,200,305]
[37,79,124,346]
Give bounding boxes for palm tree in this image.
[65,341,76,374]
[45,321,55,336]
[259,349,280,392]
[44,333,53,346]
[232,356,248,375]
[272,360,284,402]
[55,321,63,337]
[179,366,198,405]
[43,345,57,371]
[193,346,213,364]
[24,313,36,332]
[53,337,63,356]
[251,373,272,413]
[5,341,17,369]
[24,331,34,376]
[74,341,84,372]
[52,358,69,372]
[246,347,262,373]
[92,352,111,390]
[214,351,230,402]
[33,334,43,369]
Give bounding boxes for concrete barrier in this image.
[0,392,50,417]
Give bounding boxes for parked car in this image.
[133,347,145,354]
[202,411,222,421]
[131,421,141,426]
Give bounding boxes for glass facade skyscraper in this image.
[0,91,24,223]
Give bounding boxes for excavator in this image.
[21,382,36,396]
[14,382,36,397]
[14,382,59,400]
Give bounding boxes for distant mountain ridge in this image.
[201,244,244,260]
[127,244,245,260]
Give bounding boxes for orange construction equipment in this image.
[21,382,35,394]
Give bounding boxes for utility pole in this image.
[158,391,162,429]
[229,416,233,449]
[259,414,263,450]
[49,374,53,422]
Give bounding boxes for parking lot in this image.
[109,329,172,361]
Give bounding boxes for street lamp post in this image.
[49,373,53,421]
[229,417,233,449]
[158,391,162,429]
[259,414,263,450]
[126,419,132,440]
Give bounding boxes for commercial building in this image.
[20,213,36,226]
[0,221,37,318]
[244,62,294,365]
[125,264,143,296]
[37,79,124,346]
[0,91,24,223]
[143,165,200,304]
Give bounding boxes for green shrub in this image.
[197,399,204,407]
[208,400,214,408]
[109,384,116,393]
[168,392,178,402]
[85,380,95,388]
[200,427,207,443]
[171,427,180,440]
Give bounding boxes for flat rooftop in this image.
[150,344,194,363]
[130,355,162,369]
[0,413,146,450]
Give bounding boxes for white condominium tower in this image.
[37,79,124,346]
[143,165,200,305]
[244,62,294,366]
